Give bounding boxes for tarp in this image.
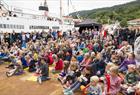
[75,19,101,27]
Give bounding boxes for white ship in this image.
[0,0,74,33]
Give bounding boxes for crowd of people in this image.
[0,28,140,95]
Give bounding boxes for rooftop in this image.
[128,18,140,22]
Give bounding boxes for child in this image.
[80,53,90,70]
[105,62,116,74]
[6,60,23,77]
[64,67,92,93]
[121,64,138,94]
[119,53,136,73]
[59,61,70,78]
[91,53,106,76]
[103,66,122,95]
[61,63,78,88]
[52,54,63,73]
[83,76,102,95]
[37,57,50,84]
[26,55,36,72]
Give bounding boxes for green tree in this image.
[120,19,128,27]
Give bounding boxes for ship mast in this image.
[39,0,49,16]
[44,0,47,7]
[68,0,69,16]
[60,0,62,20]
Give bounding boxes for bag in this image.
[63,89,73,95]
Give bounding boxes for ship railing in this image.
[0,0,9,11]
[9,11,60,22]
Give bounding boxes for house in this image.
[128,19,140,26]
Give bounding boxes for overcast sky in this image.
[4,0,135,17]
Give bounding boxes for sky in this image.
[3,0,135,17]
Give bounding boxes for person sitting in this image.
[6,60,23,77]
[119,53,136,73]
[58,61,70,79]
[80,53,90,70]
[136,82,140,95]
[59,62,78,88]
[91,53,106,76]
[121,64,139,94]
[37,57,50,84]
[103,66,122,95]
[63,67,92,93]
[52,54,63,73]
[81,76,102,95]
[20,52,28,69]
[26,55,36,72]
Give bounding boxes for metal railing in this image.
[0,0,9,11]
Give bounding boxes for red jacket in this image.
[48,53,54,65]
[55,59,63,71]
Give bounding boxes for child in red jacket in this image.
[52,54,63,73]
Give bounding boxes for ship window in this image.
[12,25,13,28]
[18,25,20,29]
[22,25,24,29]
[29,26,31,29]
[9,25,11,28]
[21,25,22,29]
[14,25,16,29]
[14,25,15,28]
[12,25,14,28]
[1,24,4,28]
[29,26,49,29]
[45,26,49,29]
[52,26,59,29]
[10,25,11,28]
[0,24,2,28]
[3,24,6,28]
[7,24,9,28]
[16,25,18,29]
[12,25,14,29]
[17,25,19,29]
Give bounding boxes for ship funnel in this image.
[39,0,49,11]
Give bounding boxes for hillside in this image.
[70,0,140,27]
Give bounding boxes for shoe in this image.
[57,78,62,83]
[37,77,42,84]
[63,88,71,92]
[46,77,51,80]
[5,66,9,68]
[63,89,73,95]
